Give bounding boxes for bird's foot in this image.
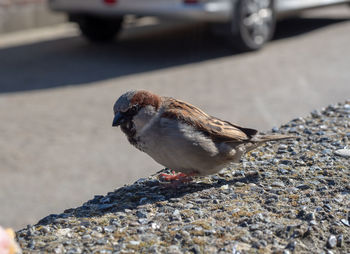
[158,170,196,183]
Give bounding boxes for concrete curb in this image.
[15,101,350,253]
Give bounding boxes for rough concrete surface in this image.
[16,101,350,253]
[0,6,349,230]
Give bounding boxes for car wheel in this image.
[74,15,124,42]
[230,0,276,51]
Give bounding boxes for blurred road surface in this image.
[0,6,350,229]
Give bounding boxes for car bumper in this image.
[48,0,233,22]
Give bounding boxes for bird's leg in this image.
[159,171,197,182]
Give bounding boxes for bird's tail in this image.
[250,134,296,143]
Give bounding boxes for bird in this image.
[0,226,21,254]
[112,90,294,181]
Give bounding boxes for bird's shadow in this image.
[37,170,260,225]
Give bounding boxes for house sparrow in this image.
[0,226,21,254]
[112,90,294,181]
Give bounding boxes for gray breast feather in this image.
[136,117,231,175]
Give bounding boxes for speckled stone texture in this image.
[16,102,350,254]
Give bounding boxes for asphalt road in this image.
[0,6,350,230]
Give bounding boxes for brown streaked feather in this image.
[250,134,296,142]
[162,98,257,142]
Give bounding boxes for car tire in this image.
[74,15,124,42]
[230,0,276,51]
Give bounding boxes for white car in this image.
[48,0,350,51]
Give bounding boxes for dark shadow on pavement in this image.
[0,24,232,93]
[274,17,349,40]
[36,171,261,225]
[0,17,348,93]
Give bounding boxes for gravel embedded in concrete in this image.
[334,148,350,158]
[16,101,350,253]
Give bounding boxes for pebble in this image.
[139,197,148,204]
[305,212,315,221]
[340,219,349,227]
[82,235,92,240]
[327,235,337,249]
[66,248,82,254]
[167,245,181,254]
[136,210,147,219]
[97,204,114,211]
[286,187,299,193]
[322,149,332,155]
[190,245,201,254]
[234,182,245,187]
[311,110,321,118]
[309,220,317,226]
[57,228,71,237]
[323,204,332,211]
[310,165,322,171]
[334,148,350,158]
[271,181,285,188]
[96,238,108,245]
[220,184,229,190]
[285,241,296,251]
[103,225,116,233]
[337,234,343,247]
[151,223,160,230]
[173,209,180,217]
[138,218,148,224]
[54,247,63,254]
[303,128,312,135]
[288,127,297,133]
[279,144,288,150]
[297,184,310,190]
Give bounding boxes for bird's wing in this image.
[161,98,257,142]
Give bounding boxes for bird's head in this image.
[112,90,161,139]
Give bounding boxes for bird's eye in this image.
[126,105,139,115]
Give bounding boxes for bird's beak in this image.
[112,112,125,127]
